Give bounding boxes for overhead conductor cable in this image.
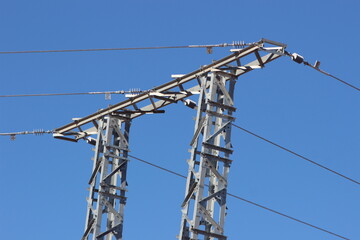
[0,89,149,98]
[0,42,251,55]
[232,124,360,186]
[289,52,360,92]
[0,128,353,239]
[128,154,350,240]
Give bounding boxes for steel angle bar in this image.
[260,38,287,47]
[206,121,232,143]
[202,142,234,154]
[198,205,223,233]
[95,223,123,239]
[181,182,198,208]
[101,198,123,222]
[103,161,127,182]
[201,152,233,165]
[189,117,206,147]
[81,219,95,240]
[207,100,236,112]
[204,159,227,184]
[191,228,227,240]
[234,52,281,76]
[199,188,227,206]
[129,84,202,119]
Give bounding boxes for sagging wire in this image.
[0,129,352,239]
[232,124,360,186]
[0,89,150,100]
[128,154,350,240]
[286,51,360,92]
[0,41,252,55]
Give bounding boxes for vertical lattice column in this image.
[82,115,131,240]
[179,71,236,240]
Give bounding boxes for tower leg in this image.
[179,71,236,240]
[82,115,131,240]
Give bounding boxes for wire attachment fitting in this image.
[291,53,304,64]
[0,129,54,140]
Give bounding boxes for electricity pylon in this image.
[53,39,287,239]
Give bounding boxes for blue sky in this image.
[1,0,359,239]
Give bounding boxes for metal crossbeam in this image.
[53,39,286,140]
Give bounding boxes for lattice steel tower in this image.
[53,39,287,240]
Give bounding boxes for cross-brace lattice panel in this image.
[82,115,130,240]
[179,70,236,240]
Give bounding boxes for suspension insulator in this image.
[291,53,304,64]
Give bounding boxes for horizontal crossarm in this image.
[54,39,286,139]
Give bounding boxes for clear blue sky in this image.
[0,1,359,239]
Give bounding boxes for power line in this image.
[288,52,360,93]
[2,103,358,186]
[2,124,358,186]
[128,154,350,240]
[0,42,250,55]
[0,89,147,98]
[128,154,186,179]
[0,131,351,239]
[232,124,360,186]
[226,193,350,240]
[304,61,360,92]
